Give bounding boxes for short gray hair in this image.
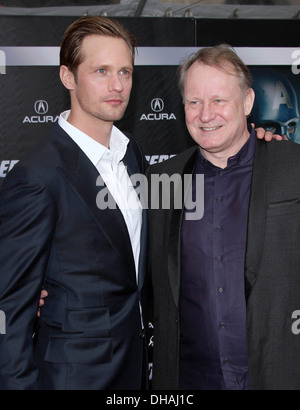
[178,44,252,99]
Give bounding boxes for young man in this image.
[0,16,148,390]
[148,44,300,390]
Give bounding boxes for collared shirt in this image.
[58,110,142,282]
[179,128,256,390]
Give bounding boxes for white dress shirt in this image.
[58,110,142,283]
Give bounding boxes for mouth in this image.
[201,126,222,131]
[106,99,124,106]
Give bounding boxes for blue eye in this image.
[120,69,132,77]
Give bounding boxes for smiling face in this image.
[60,34,133,138]
[184,61,255,167]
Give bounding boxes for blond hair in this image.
[178,44,252,99]
[60,16,136,78]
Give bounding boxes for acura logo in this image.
[151,98,164,112]
[34,100,48,115]
[140,97,176,121]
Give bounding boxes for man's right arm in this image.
[0,166,56,389]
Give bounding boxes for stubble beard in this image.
[94,101,129,123]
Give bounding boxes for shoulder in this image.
[15,123,64,169]
[3,124,69,190]
[148,146,198,176]
[254,140,300,187]
[259,139,300,163]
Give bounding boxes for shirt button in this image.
[218,287,224,293]
[216,256,222,262]
[216,226,221,232]
[219,170,225,175]
[223,358,229,365]
[216,197,223,203]
[219,323,225,329]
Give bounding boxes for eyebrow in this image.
[90,63,133,70]
[185,94,225,101]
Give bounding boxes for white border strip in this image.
[0,46,298,66]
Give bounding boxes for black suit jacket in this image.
[148,137,300,390]
[0,123,148,390]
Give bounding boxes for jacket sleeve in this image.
[0,166,56,389]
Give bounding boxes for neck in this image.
[200,131,251,169]
[67,110,113,148]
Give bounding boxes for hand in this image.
[253,124,283,141]
[37,289,48,317]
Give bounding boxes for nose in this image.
[199,101,215,122]
[108,73,123,92]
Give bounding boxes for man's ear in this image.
[244,88,255,116]
[59,65,75,91]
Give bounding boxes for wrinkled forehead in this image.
[184,61,243,95]
[192,60,246,94]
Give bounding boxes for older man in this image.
[148,44,300,390]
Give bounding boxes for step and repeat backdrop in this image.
[0,16,299,185]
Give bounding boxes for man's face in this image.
[184,62,254,161]
[68,35,133,126]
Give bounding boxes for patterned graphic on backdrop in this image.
[0,17,299,186]
[250,66,300,143]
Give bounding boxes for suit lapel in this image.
[52,125,136,279]
[122,140,140,176]
[122,139,148,290]
[168,147,198,308]
[137,210,147,292]
[245,139,268,299]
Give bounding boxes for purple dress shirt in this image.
[179,129,256,390]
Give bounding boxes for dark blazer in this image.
[148,137,300,390]
[0,123,148,390]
